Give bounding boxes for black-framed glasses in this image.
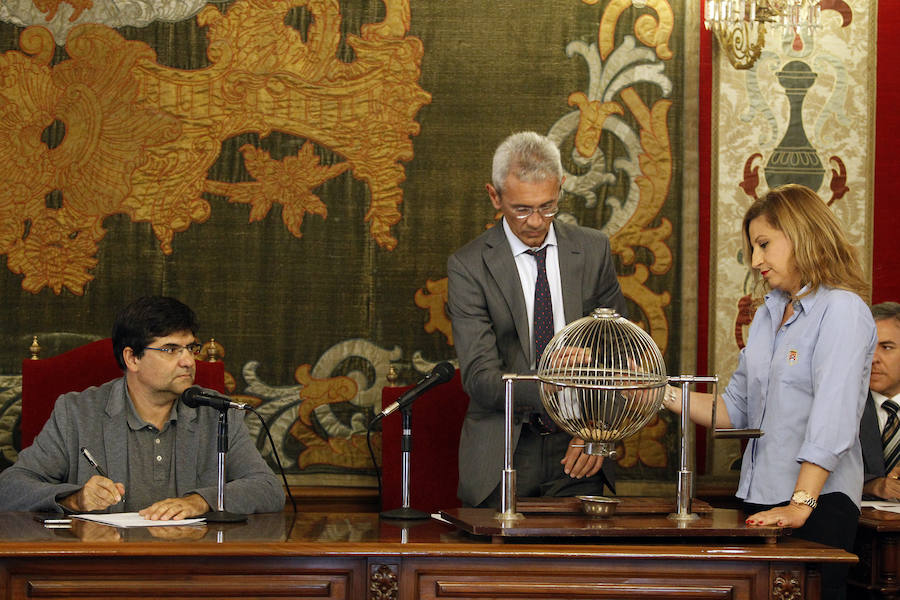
[143,342,202,357]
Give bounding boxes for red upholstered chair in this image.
[380,369,468,513]
[21,338,226,449]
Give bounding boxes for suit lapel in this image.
[555,223,585,324]
[103,378,130,493]
[483,224,531,363]
[175,403,200,496]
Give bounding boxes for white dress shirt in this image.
[501,218,566,368]
[872,390,900,433]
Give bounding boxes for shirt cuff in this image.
[797,440,839,472]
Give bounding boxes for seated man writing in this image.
[0,296,284,519]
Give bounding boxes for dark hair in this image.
[111,296,199,369]
[872,302,900,325]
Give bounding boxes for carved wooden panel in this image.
[402,557,770,600]
[771,569,803,600]
[369,562,399,600]
[4,557,366,600]
[11,575,340,599]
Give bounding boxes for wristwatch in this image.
[790,490,818,509]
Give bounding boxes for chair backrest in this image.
[380,369,468,513]
[21,338,226,449]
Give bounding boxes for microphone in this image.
[181,386,250,412]
[373,361,455,423]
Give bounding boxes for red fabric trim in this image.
[696,4,714,473]
[874,4,900,303]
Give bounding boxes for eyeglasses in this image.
[143,343,202,357]
[511,205,559,220]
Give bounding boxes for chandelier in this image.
[703,0,822,69]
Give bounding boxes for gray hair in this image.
[491,131,563,195]
[872,302,900,324]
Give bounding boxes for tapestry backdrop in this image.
[708,0,875,474]
[0,0,696,490]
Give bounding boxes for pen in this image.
[80,446,108,478]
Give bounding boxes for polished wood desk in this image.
[0,509,853,600]
[850,507,900,599]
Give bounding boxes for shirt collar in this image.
[501,218,557,257]
[765,284,820,316]
[123,386,178,431]
[873,390,900,409]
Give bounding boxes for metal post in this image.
[667,375,718,522]
[672,379,698,521]
[204,408,247,522]
[496,374,526,522]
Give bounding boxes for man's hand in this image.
[70,519,123,542]
[59,475,125,512]
[148,525,209,540]
[561,437,604,479]
[744,502,813,528]
[543,346,592,371]
[138,493,210,521]
[863,465,900,500]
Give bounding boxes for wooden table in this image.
[850,506,900,599]
[0,508,854,600]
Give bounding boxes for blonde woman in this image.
[666,184,874,600]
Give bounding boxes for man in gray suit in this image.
[448,131,627,508]
[862,302,900,500]
[0,296,284,517]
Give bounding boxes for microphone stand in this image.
[203,409,247,523]
[381,405,429,520]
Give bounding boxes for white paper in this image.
[73,512,206,528]
[862,500,900,513]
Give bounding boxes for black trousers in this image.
[744,492,858,600]
[475,427,614,509]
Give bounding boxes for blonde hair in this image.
[741,184,869,301]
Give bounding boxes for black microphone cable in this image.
[245,407,298,513]
[365,419,383,505]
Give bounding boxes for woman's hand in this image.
[745,503,813,528]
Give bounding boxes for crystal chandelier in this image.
[704,0,822,69]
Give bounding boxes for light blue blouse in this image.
[722,285,876,508]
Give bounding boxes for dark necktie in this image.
[883,400,900,472]
[527,246,553,364]
[526,246,557,434]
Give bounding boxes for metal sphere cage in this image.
[536,307,667,457]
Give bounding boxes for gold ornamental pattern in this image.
[0,0,431,294]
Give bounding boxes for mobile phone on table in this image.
[32,513,72,526]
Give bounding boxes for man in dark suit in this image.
[861,302,900,500]
[447,131,627,508]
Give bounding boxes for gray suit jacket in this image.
[0,377,284,514]
[861,391,886,484]
[448,221,627,506]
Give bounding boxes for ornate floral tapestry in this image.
[0,0,698,490]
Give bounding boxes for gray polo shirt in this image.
[122,389,178,512]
